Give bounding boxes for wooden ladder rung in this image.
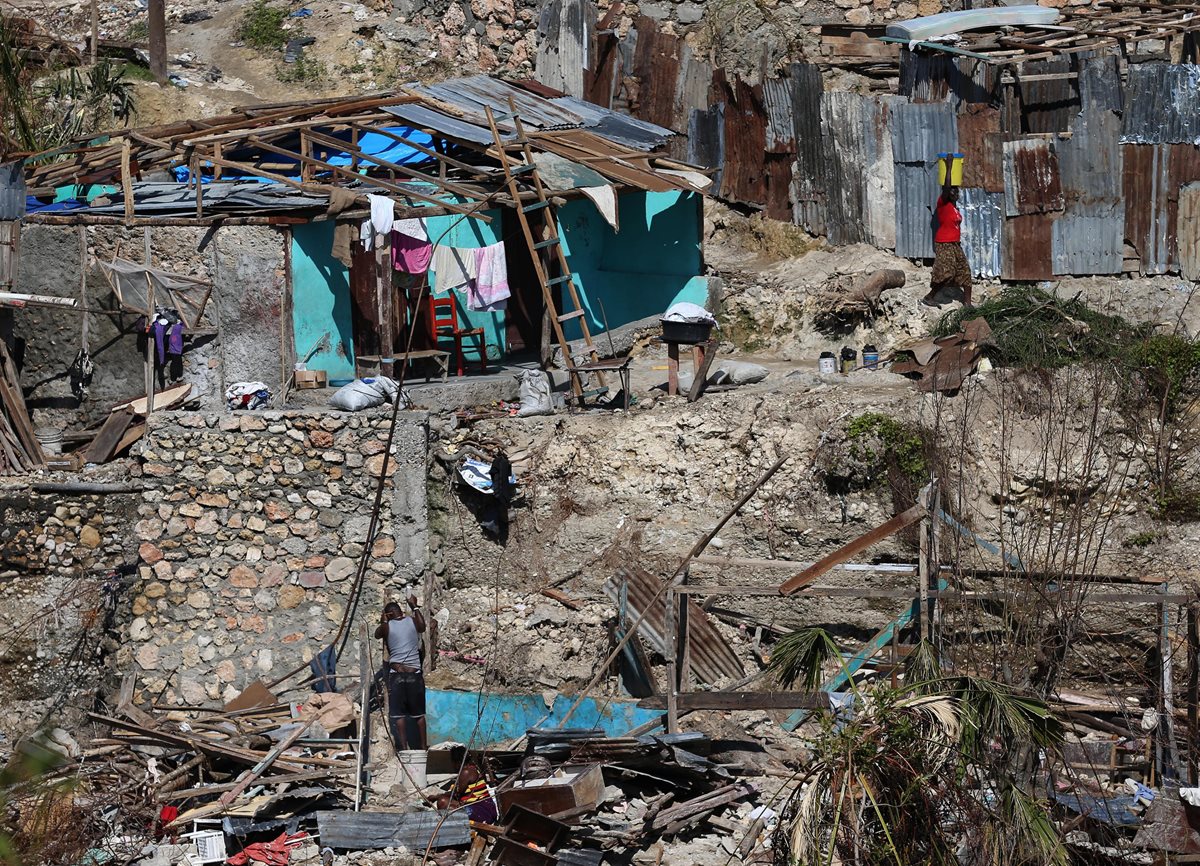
[558,310,586,322]
[533,237,561,250]
[510,163,537,175]
[522,200,551,213]
[546,275,572,287]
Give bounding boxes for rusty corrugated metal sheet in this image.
[822,91,869,247]
[1003,138,1064,216]
[671,43,712,163]
[957,104,1002,192]
[714,71,768,207]
[1017,58,1079,134]
[584,31,620,109]
[687,103,724,193]
[1121,63,1200,145]
[603,566,745,685]
[534,0,594,99]
[863,96,898,250]
[763,76,796,153]
[789,62,825,236]
[898,51,997,106]
[959,188,1002,278]
[1053,109,1123,275]
[1002,213,1055,280]
[630,15,681,131]
[892,100,958,259]
[1123,143,1171,274]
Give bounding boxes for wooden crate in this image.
[295,369,328,389]
[497,764,604,819]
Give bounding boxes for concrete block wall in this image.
[122,408,429,706]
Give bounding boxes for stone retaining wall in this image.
[122,408,429,706]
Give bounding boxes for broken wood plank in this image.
[111,382,191,415]
[637,692,827,711]
[219,718,314,806]
[540,587,582,610]
[84,408,134,464]
[779,503,926,595]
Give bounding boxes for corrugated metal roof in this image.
[1003,138,1063,216]
[380,103,505,146]
[891,100,957,259]
[790,62,825,236]
[602,566,744,685]
[959,187,1003,278]
[1121,63,1200,145]
[1054,109,1123,274]
[551,97,675,149]
[416,75,586,130]
[1002,213,1055,280]
[0,162,25,221]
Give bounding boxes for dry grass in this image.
[716,211,822,261]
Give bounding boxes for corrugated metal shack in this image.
[576,8,1200,279]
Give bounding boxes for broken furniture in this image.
[490,805,570,866]
[429,297,487,377]
[661,338,717,399]
[571,357,632,410]
[498,764,604,819]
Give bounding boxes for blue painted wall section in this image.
[558,190,707,341]
[425,689,661,746]
[424,204,507,362]
[291,222,356,381]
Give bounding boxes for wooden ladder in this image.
[484,104,605,401]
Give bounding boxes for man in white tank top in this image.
[374,596,427,750]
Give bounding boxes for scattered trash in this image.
[283,37,316,63]
[290,7,313,16]
[226,381,271,410]
[178,11,213,24]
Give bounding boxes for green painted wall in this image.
[558,190,706,340]
[290,222,357,381]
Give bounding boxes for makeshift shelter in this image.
[18,76,715,393]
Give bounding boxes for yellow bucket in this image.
[937,152,965,186]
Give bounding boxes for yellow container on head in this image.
[937,152,965,186]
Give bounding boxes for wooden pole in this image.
[1188,603,1198,786]
[678,569,692,694]
[376,232,395,378]
[1163,583,1181,782]
[356,623,369,810]
[664,586,678,734]
[143,229,155,415]
[918,488,931,643]
[121,138,134,222]
[929,485,942,647]
[89,0,99,64]
[147,0,167,82]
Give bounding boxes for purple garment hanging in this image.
[168,322,184,356]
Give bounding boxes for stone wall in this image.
[121,408,429,706]
[12,224,286,422]
[0,483,139,738]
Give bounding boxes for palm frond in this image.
[1000,781,1068,866]
[903,638,942,691]
[950,676,1064,757]
[788,772,829,865]
[770,627,841,691]
[896,694,961,767]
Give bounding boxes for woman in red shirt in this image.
[925,182,973,307]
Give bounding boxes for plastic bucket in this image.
[937,152,965,186]
[862,345,880,370]
[398,749,428,790]
[818,352,836,375]
[35,427,63,455]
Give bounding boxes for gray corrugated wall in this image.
[1054,108,1124,274]
[959,188,1003,278]
[822,91,870,246]
[0,162,26,221]
[1121,63,1200,145]
[891,100,958,259]
[789,63,826,236]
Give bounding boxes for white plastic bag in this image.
[329,376,404,411]
[517,370,553,417]
[710,360,769,386]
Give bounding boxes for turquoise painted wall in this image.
[425,688,661,746]
[558,190,706,341]
[424,206,507,362]
[291,222,357,381]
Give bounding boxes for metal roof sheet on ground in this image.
[380,103,507,147]
[550,97,676,149]
[958,188,1003,278]
[415,75,587,130]
[891,99,957,259]
[1121,62,1200,145]
[602,566,745,685]
[1003,138,1064,216]
[0,162,26,221]
[1054,109,1123,274]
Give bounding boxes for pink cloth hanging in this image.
[470,242,510,312]
[392,230,433,274]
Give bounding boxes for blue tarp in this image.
[425,689,661,747]
[1053,792,1142,827]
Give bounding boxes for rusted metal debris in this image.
[893,317,992,393]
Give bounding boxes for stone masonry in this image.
[122,408,429,706]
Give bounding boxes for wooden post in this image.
[664,586,678,734]
[121,138,134,222]
[143,229,155,415]
[918,491,931,644]
[147,0,167,82]
[1187,604,1198,785]
[376,232,395,378]
[678,570,691,694]
[356,623,370,810]
[1163,583,1181,782]
[929,484,941,647]
[89,0,99,64]
[192,154,203,219]
[78,226,89,356]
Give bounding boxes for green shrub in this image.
[276,56,325,83]
[846,411,927,482]
[238,0,289,50]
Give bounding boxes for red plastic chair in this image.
[428,296,487,376]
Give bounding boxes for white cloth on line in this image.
[431,245,476,296]
[394,217,428,242]
[369,194,395,236]
[360,219,373,250]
